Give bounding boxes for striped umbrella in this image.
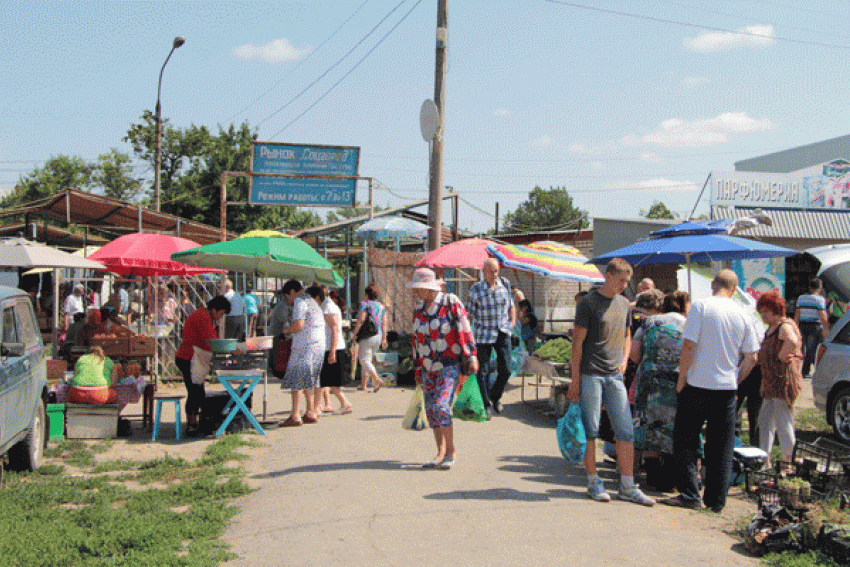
[486,240,604,284]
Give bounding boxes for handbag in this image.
[556,402,587,463]
[402,385,427,431]
[355,304,379,342]
[273,336,291,374]
[452,374,487,422]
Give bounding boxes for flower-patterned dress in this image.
[412,292,477,428]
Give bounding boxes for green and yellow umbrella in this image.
[171,233,343,287]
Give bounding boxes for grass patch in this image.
[0,433,256,566]
[762,550,841,566]
[797,408,831,434]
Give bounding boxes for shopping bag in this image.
[556,402,587,463]
[191,346,212,385]
[402,385,427,431]
[452,374,487,422]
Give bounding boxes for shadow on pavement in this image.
[252,459,411,479]
[498,400,558,430]
[422,486,583,502]
[358,414,404,421]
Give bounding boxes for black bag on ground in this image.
[642,456,677,492]
[200,391,253,435]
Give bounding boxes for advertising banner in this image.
[249,142,360,207]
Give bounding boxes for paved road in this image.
[221,379,760,567]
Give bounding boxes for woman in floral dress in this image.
[278,281,326,427]
[407,268,478,470]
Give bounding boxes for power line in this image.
[375,182,698,194]
[669,0,850,40]
[226,0,371,125]
[256,0,409,130]
[545,0,850,49]
[269,0,423,138]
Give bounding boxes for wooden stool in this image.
[151,393,185,441]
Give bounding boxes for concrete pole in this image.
[427,0,447,252]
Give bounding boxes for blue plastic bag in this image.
[556,402,587,463]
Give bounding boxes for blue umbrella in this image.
[355,216,429,241]
[588,221,797,294]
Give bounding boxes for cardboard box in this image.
[46,359,67,379]
[129,336,155,357]
[90,336,129,357]
[65,403,119,439]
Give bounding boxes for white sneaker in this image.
[618,485,655,506]
[587,478,611,502]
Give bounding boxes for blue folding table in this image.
[214,370,266,436]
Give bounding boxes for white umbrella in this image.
[0,238,105,270]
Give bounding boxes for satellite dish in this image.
[420,99,439,142]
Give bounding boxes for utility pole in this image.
[427,0,447,252]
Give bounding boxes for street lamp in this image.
[154,36,185,212]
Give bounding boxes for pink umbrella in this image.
[415,238,495,270]
[89,233,223,276]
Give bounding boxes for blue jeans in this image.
[579,372,634,442]
[799,322,822,376]
[476,331,512,409]
[673,385,736,512]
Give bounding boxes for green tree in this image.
[124,114,322,234]
[1,155,94,209]
[502,186,587,234]
[92,149,143,202]
[642,200,676,220]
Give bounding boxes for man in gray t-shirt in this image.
[575,290,630,376]
[567,258,655,507]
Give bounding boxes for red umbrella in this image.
[416,238,495,270]
[89,233,223,276]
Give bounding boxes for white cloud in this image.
[640,152,664,163]
[685,25,775,53]
[683,76,710,88]
[529,134,560,149]
[567,143,601,154]
[614,178,700,193]
[232,38,312,63]
[494,108,510,116]
[621,112,773,148]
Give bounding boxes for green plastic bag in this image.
[452,374,487,422]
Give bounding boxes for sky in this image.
[2,0,849,236]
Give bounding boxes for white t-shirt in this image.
[63,293,84,315]
[224,289,245,316]
[321,298,345,352]
[683,295,760,390]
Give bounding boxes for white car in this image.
[812,309,850,443]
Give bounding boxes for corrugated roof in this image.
[712,206,850,241]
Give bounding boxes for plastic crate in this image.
[793,438,850,490]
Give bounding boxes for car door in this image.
[0,300,27,448]
[14,297,44,419]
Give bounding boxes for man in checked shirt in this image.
[467,258,516,418]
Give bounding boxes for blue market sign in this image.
[249,142,360,207]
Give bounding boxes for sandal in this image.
[302,414,319,424]
[373,380,384,393]
[321,406,334,413]
[279,417,302,427]
[335,405,353,415]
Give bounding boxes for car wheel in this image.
[832,387,850,443]
[8,402,46,471]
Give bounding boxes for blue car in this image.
[0,285,48,470]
